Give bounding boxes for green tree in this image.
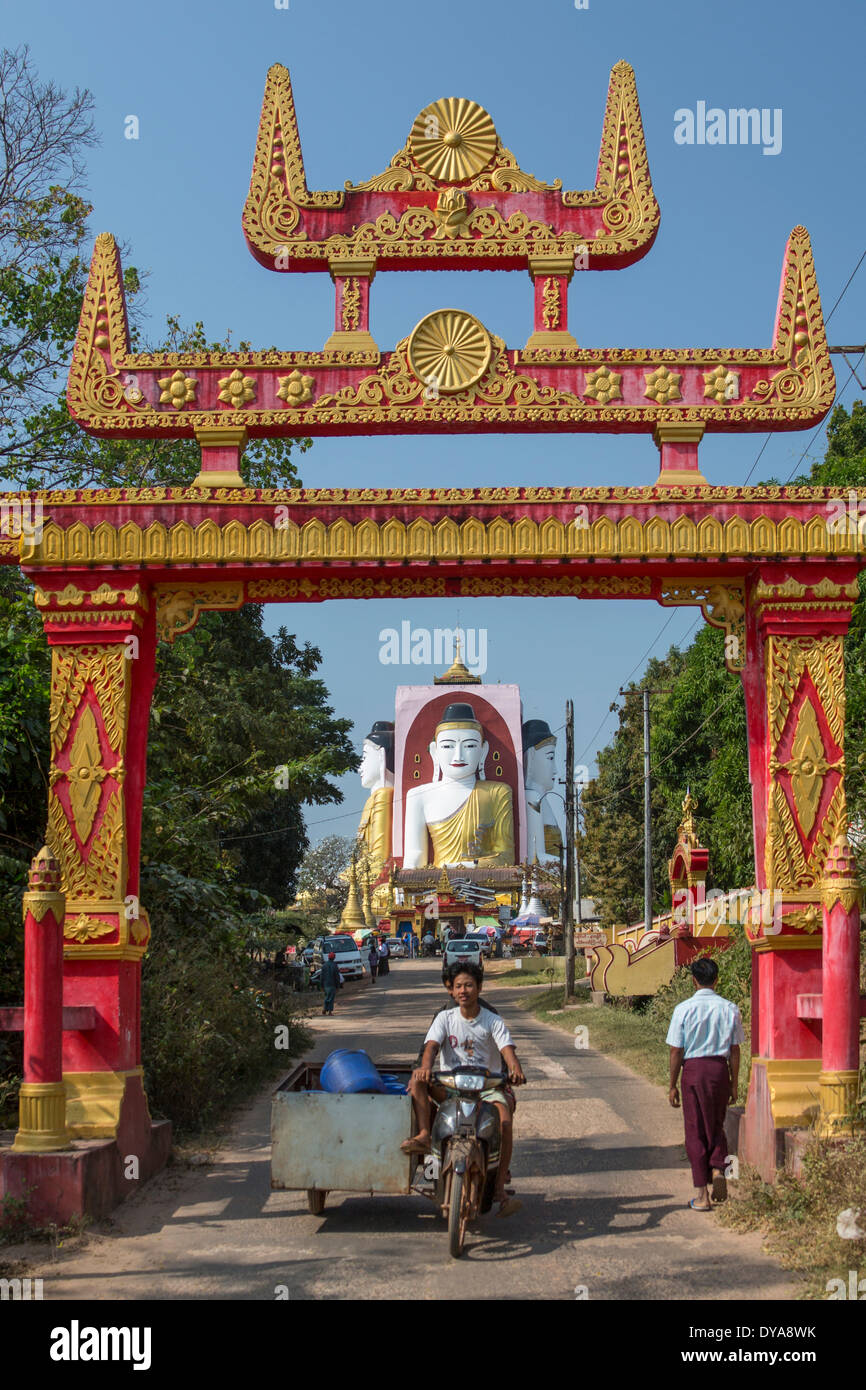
[580,632,753,929]
[580,655,680,926]
[0,45,96,481]
[650,626,752,892]
[144,607,358,904]
[293,834,356,913]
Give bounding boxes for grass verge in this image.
[493,959,586,988]
[502,983,682,1092]
[718,1134,866,1300]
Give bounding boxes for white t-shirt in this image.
[424,1006,513,1073]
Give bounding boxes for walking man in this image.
[320,951,342,1016]
[667,956,743,1210]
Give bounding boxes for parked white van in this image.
[314,934,365,981]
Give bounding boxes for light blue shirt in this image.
[666,989,745,1059]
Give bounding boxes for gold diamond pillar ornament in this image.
[408,309,492,394]
[785,697,830,837]
[66,705,108,842]
[409,99,498,182]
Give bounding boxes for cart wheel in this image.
[307,1188,327,1215]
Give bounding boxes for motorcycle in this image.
[426,1066,509,1258]
[421,937,437,958]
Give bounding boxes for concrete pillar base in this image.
[12,1082,69,1153]
[817,1068,861,1138]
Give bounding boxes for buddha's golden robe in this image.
[358,785,394,873]
[424,781,514,867]
[544,819,563,856]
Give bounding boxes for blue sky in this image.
[7,0,865,846]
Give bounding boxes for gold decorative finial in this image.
[434,630,482,684]
[680,789,698,847]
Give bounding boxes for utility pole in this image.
[619,685,672,939]
[564,698,576,1000]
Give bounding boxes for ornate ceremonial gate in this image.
[0,63,862,1214]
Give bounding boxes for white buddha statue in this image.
[403,702,514,868]
[357,721,395,877]
[523,719,562,861]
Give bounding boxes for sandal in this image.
[688,1198,712,1211]
[496,1196,522,1218]
[711,1171,728,1203]
[400,1135,431,1156]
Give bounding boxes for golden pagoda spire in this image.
[362,871,376,929]
[339,859,366,931]
[434,630,481,685]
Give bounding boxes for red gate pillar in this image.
[35,579,156,1141]
[819,838,861,1132]
[12,846,68,1152]
[739,567,859,1174]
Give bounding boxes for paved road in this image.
[18,961,791,1300]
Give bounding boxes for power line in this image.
[585,682,741,811]
[576,612,701,769]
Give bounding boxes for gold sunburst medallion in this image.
[409,98,497,182]
[408,310,492,394]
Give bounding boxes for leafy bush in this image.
[140,864,311,1137]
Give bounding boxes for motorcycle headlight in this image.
[454,1072,485,1091]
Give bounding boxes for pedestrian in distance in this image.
[666,956,744,1210]
[368,941,378,983]
[377,936,390,977]
[320,952,342,1016]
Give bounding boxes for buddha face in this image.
[525,739,557,794]
[430,726,488,784]
[360,739,385,790]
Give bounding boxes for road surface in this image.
[13,960,791,1300]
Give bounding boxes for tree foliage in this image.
[144,607,358,904]
[293,834,356,912]
[581,401,866,927]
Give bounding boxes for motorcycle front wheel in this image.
[448,1170,466,1258]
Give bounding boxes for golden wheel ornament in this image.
[408,310,493,394]
[409,98,498,183]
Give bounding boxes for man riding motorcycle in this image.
[401,961,525,1215]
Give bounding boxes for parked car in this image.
[312,934,365,980]
[464,931,493,959]
[442,937,485,978]
[385,936,407,958]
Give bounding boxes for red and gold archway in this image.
[0,60,861,1218]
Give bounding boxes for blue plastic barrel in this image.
[380,1074,408,1094]
[320,1049,386,1094]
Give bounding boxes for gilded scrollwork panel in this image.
[46,644,130,904]
[763,633,847,896]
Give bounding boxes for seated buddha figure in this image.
[402,702,514,868]
[357,720,395,876]
[523,718,563,861]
